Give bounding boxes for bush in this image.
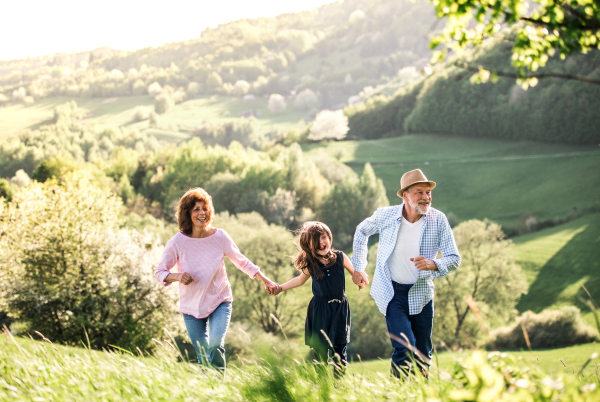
[0,172,175,351]
[132,106,150,122]
[0,179,12,202]
[147,82,162,96]
[268,94,287,113]
[155,90,175,114]
[294,89,319,110]
[487,306,600,349]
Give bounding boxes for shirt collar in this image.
[397,203,428,222]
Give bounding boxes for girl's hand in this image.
[269,284,283,296]
[178,272,194,285]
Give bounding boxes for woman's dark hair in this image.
[293,221,337,280]
[177,188,215,235]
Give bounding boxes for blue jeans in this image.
[385,282,433,375]
[183,302,232,371]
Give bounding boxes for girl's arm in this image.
[343,253,367,289]
[275,271,311,294]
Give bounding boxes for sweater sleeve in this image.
[220,230,261,278]
[155,236,178,286]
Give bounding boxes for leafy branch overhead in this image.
[429,0,600,86]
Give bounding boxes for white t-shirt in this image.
[388,215,424,284]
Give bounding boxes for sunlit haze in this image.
[1,0,336,61]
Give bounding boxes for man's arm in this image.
[432,215,461,278]
[351,210,381,274]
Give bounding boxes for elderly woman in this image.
[155,187,276,372]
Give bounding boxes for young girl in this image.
[271,221,366,375]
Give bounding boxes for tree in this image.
[430,0,600,86]
[294,89,319,110]
[147,82,162,96]
[0,172,175,350]
[308,110,349,141]
[214,212,303,334]
[206,72,223,92]
[233,80,251,95]
[317,163,388,247]
[268,94,287,113]
[154,90,174,114]
[433,220,527,348]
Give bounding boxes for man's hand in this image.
[410,256,438,271]
[178,272,195,285]
[352,270,369,287]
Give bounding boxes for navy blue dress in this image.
[305,251,351,348]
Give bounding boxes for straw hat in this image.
[397,169,436,198]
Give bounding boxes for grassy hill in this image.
[514,213,600,325]
[303,134,600,234]
[0,94,312,141]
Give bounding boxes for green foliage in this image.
[192,117,265,149]
[317,163,389,247]
[214,212,305,335]
[488,307,600,349]
[0,179,12,202]
[0,172,175,351]
[429,0,600,85]
[434,220,527,348]
[31,156,80,182]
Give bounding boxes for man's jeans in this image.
[183,302,232,371]
[385,282,433,375]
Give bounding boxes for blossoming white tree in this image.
[308,110,349,141]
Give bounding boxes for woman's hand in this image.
[269,284,283,296]
[164,272,194,285]
[255,271,277,294]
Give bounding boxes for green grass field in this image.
[0,333,596,401]
[355,342,599,376]
[513,213,600,324]
[303,134,600,232]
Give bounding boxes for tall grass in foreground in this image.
[0,329,598,401]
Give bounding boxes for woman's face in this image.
[190,201,210,229]
[314,232,331,256]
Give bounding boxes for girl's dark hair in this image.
[293,221,337,280]
[177,188,215,235]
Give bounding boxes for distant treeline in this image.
[0,0,434,108]
[345,42,600,145]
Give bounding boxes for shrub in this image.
[187,81,200,96]
[268,94,287,113]
[155,90,174,114]
[0,179,12,202]
[133,106,150,121]
[0,172,175,351]
[487,306,600,349]
[294,89,319,110]
[233,80,251,95]
[12,87,27,101]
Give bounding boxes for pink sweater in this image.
[155,229,260,319]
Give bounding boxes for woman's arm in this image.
[343,253,366,289]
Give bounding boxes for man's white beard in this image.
[410,199,431,214]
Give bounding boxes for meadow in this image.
[0,94,312,142]
[303,134,600,232]
[0,329,598,401]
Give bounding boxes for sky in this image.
[1,0,336,61]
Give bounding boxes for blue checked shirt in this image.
[351,204,461,316]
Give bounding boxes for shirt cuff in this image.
[432,259,448,275]
[158,271,173,287]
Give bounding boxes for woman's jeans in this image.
[385,282,433,376]
[183,302,232,371]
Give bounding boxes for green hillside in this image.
[514,213,600,324]
[304,134,600,234]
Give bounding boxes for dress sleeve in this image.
[155,236,178,286]
[220,230,261,278]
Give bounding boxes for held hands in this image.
[411,256,438,271]
[352,271,369,289]
[268,283,283,296]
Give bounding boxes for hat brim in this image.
[397,181,436,198]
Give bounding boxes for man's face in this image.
[403,183,432,215]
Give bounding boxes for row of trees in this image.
[344,42,600,145]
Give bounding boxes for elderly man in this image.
[351,169,461,377]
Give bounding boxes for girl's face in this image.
[190,201,210,229]
[314,232,331,256]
